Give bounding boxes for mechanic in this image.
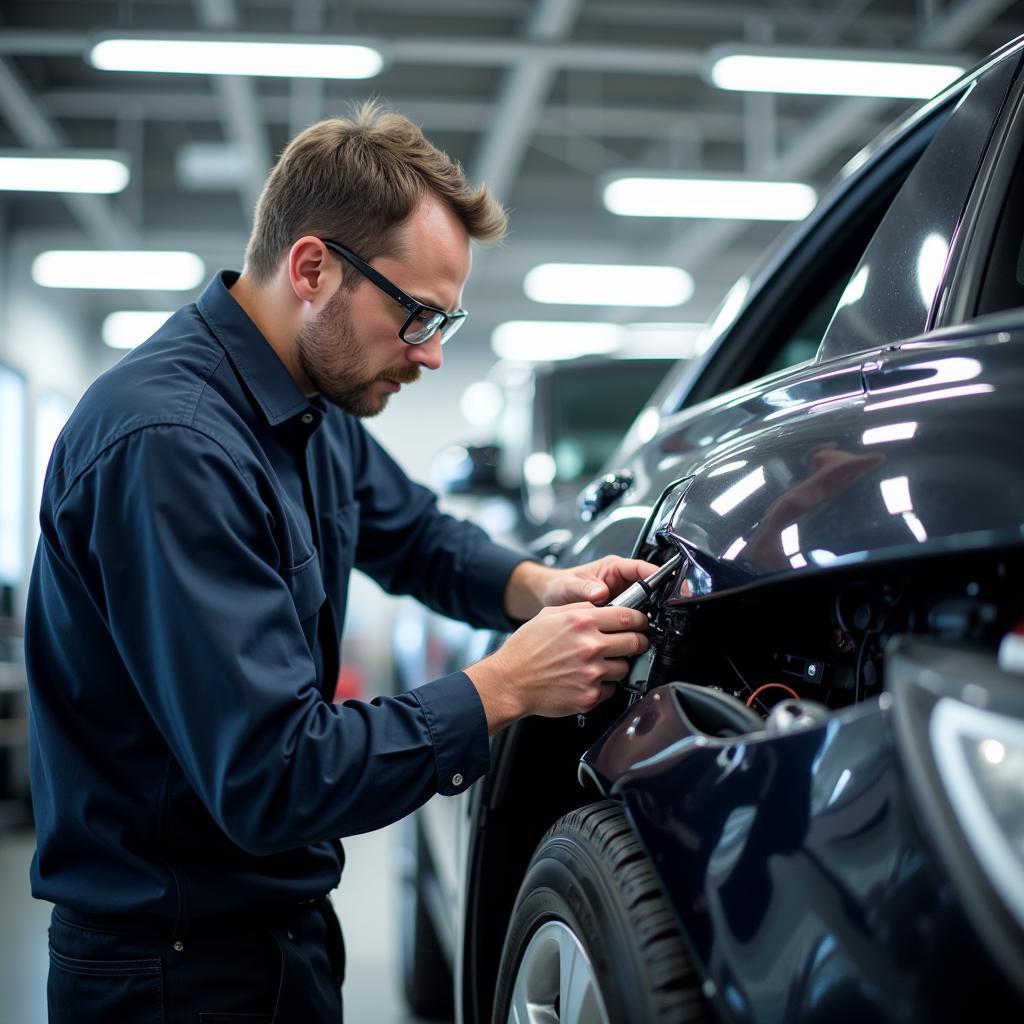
[25,102,654,1022]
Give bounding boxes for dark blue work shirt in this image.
[25,271,524,920]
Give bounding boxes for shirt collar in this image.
[196,270,314,427]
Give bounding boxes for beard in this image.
[296,285,421,418]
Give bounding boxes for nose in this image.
[407,330,443,371]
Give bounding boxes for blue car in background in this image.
[403,35,1024,1024]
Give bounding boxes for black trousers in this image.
[47,899,345,1023]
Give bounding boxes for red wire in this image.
[746,682,800,707]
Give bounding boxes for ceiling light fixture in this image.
[708,46,964,99]
[524,264,694,308]
[492,321,622,362]
[621,323,706,358]
[32,251,205,290]
[604,176,817,221]
[102,311,175,349]
[0,151,129,194]
[491,321,705,362]
[89,34,384,80]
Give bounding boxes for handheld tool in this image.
[608,552,684,609]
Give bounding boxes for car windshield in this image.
[547,359,667,480]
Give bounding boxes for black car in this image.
[402,35,1024,1024]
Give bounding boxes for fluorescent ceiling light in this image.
[90,35,383,79]
[621,322,705,358]
[32,251,205,290]
[102,311,174,349]
[524,264,693,307]
[709,48,964,99]
[0,151,129,194]
[604,176,816,221]
[491,321,703,362]
[492,321,621,362]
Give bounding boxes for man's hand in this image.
[504,555,660,621]
[465,603,650,733]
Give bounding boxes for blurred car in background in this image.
[432,356,672,541]
[401,33,1024,1024]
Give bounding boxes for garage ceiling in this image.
[2,0,1024,380]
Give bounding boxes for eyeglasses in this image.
[320,238,468,345]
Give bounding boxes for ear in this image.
[287,236,337,302]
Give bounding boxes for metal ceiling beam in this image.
[41,90,825,142]
[289,0,326,136]
[193,0,271,220]
[348,0,528,14]
[472,0,581,201]
[0,59,134,248]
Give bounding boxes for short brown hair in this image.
[244,101,507,284]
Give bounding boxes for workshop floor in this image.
[0,821,440,1024]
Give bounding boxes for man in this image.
[26,103,653,1021]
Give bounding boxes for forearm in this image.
[503,558,624,621]
[502,559,556,622]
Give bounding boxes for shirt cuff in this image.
[411,671,491,796]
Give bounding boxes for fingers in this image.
[540,601,647,632]
[615,556,660,582]
[583,556,660,604]
[597,630,649,659]
[587,604,649,633]
[586,680,621,710]
[548,556,663,610]
[562,576,609,604]
[599,657,632,680]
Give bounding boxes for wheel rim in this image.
[507,920,610,1024]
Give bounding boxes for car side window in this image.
[819,55,1018,360]
[757,263,857,378]
[976,117,1024,316]
[679,141,937,413]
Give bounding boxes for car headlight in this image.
[930,698,1024,930]
[889,637,1024,997]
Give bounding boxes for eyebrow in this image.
[409,290,454,313]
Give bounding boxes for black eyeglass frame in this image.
[320,238,467,345]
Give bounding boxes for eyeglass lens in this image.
[404,311,447,344]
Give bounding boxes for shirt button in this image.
[300,413,314,425]
[452,773,464,787]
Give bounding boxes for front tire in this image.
[492,800,710,1024]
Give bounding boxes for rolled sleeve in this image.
[411,671,491,796]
